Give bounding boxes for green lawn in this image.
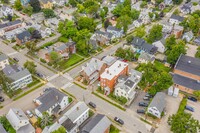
[154,61,171,72]
[110,125,120,133]
[58,54,84,70]
[27,77,40,88]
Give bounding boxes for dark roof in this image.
[131,37,158,54]
[0,20,21,29]
[174,54,200,76]
[170,14,184,22]
[16,30,31,40]
[61,118,77,132]
[173,74,200,91]
[81,114,111,133]
[107,25,121,32]
[36,88,67,113]
[124,79,135,88]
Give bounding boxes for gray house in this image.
[147,92,166,118]
[81,114,111,133]
[106,26,123,38]
[169,14,184,25]
[194,36,200,45]
[2,65,32,90]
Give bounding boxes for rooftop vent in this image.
[197,80,200,84]
[188,60,191,64]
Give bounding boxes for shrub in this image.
[47,62,53,66]
[40,58,47,63]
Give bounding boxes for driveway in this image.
[186,44,198,57]
[186,100,200,122]
[155,95,181,133]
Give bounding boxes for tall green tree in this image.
[22,4,33,16]
[29,0,41,12]
[1,0,9,4]
[52,126,66,133]
[14,0,23,11]
[172,0,183,5]
[24,60,37,74]
[193,90,200,100]
[42,9,56,18]
[165,35,176,52]
[147,24,163,43]
[77,17,96,32]
[25,41,38,54]
[130,9,140,20]
[50,51,60,63]
[116,15,132,33]
[38,112,53,129]
[134,26,146,38]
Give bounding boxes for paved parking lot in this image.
[186,44,198,57]
[186,100,200,122]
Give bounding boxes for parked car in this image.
[188,96,197,102]
[88,102,96,108]
[43,88,50,92]
[35,72,44,78]
[138,102,148,107]
[185,105,194,112]
[26,110,33,118]
[143,96,150,101]
[13,57,19,62]
[0,96,4,102]
[145,93,153,98]
[114,117,124,125]
[137,109,145,114]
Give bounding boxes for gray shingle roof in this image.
[0,20,21,29]
[0,54,8,62]
[16,30,31,40]
[173,74,200,91]
[61,118,77,132]
[36,88,67,113]
[0,124,7,133]
[107,25,121,32]
[174,54,200,76]
[194,36,200,45]
[170,14,184,22]
[81,114,111,133]
[139,52,155,61]
[149,92,166,113]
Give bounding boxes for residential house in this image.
[172,25,184,38]
[164,0,173,5]
[173,54,200,93]
[6,108,35,133]
[80,58,107,84]
[63,101,90,127]
[159,2,166,10]
[169,14,184,25]
[139,9,152,24]
[0,123,7,133]
[40,27,52,38]
[100,60,129,94]
[80,114,111,133]
[3,27,26,40]
[45,41,76,61]
[0,6,13,16]
[44,17,59,30]
[191,3,200,13]
[180,3,192,14]
[138,52,155,64]
[31,12,45,24]
[194,36,200,45]
[102,56,117,66]
[52,0,67,6]
[152,38,166,53]
[35,88,69,118]
[20,0,30,6]
[147,92,166,118]
[131,37,158,55]
[132,19,143,28]
[0,54,9,70]
[182,31,194,42]
[114,69,142,103]
[0,20,23,36]
[161,21,173,33]
[106,26,123,38]
[40,0,54,9]
[16,30,32,45]
[3,65,32,90]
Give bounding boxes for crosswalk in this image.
[47,74,60,81]
[61,82,74,89]
[62,73,73,81]
[7,51,18,56]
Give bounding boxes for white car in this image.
[26,110,33,118]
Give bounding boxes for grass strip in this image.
[73,82,87,90]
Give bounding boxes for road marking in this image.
[63,73,73,81]
[7,51,18,56]
[46,82,56,87]
[61,82,73,89]
[47,74,59,81]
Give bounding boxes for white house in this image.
[138,52,155,64]
[40,27,52,38]
[63,101,90,126]
[53,0,67,6]
[106,26,123,38]
[6,108,35,133]
[0,54,9,70]
[152,38,166,53]
[1,6,13,16]
[164,0,173,5]
[169,14,184,25]
[2,65,32,90]
[182,31,194,42]
[161,21,173,33]
[35,88,69,118]
[114,69,142,104]
[147,92,166,118]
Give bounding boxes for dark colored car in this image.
[88,102,96,108]
[188,96,197,102]
[35,72,44,78]
[185,105,194,112]
[138,102,148,107]
[137,109,145,114]
[145,93,153,98]
[13,57,19,62]
[43,88,50,92]
[0,96,4,102]
[114,117,124,125]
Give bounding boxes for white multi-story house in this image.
[147,92,166,118]
[169,14,184,25]
[6,108,35,133]
[35,88,69,118]
[0,54,9,70]
[106,26,123,38]
[0,6,13,16]
[114,69,142,104]
[64,101,90,127]
[2,65,32,90]
[182,31,194,42]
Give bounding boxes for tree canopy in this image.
[14,0,23,11]
[134,26,146,38]
[52,126,66,133]
[147,24,163,43]
[77,17,96,32]
[42,9,56,18]
[23,60,37,74]
[50,51,60,63]
[38,112,53,129]
[116,15,132,33]
[29,0,41,12]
